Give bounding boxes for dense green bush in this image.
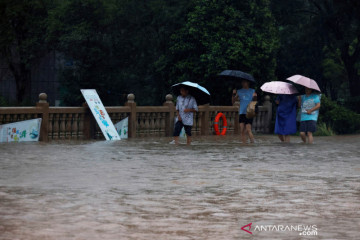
[341,96,360,114]
[319,95,360,134]
[313,122,335,136]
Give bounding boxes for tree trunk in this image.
[15,75,28,104]
[341,45,360,97]
[7,60,30,104]
[347,72,360,97]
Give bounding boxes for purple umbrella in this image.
[260,81,299,95]
[286,75,321,92]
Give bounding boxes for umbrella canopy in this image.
[286,75,321,92]
[218,70,255,83]
[171,81,211,105]
[260,81,299,95]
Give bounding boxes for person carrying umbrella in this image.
[171,81,210,145]
[218,70,257,143]
[232,80,257,143]
[261,81,298,142]
[287,75,321,144]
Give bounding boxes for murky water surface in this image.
[0,135,359,240]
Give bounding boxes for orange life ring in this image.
[214,112,227,135]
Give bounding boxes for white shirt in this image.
[176,95,198,126]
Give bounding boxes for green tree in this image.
[272,0,360,98]
[309,0,360,97]
[170,0,279,104]
[109,0,191,105]
[0,0,51,103]
[271,0,325,90]
[48,0,191,106]
[47,0,122,106]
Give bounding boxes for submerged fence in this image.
[0,93,272,141]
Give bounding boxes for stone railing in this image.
[0,93,272,141]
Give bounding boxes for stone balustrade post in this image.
[82,102,95,139]
[200,104,210,135]
[263,95,272,133]
[234,112,239,135]
[125,93,136,138]
[163,94,175,137]
[36,93,49,142]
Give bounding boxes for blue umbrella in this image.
[171,81,211,105]
[218,70,255,83]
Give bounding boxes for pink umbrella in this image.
[260,81,299,95]
[286,75,321,92]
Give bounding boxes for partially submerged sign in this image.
[81,89,120,140]
[0,118,42,143]
[115,117,128,139]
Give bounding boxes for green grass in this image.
[313,122,335,136]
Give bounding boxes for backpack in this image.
[246,101,258,119]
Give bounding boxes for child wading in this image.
[232,80,257,143]
[298,87,321,144]
[173,87,198,145]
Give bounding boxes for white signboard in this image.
[81,89,120,140]
[115,117,128,139]
[0,118,42,143]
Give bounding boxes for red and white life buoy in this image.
[214,112,227,135]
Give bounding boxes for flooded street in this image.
[0,135,359,240]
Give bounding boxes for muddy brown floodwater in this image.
[0,135,359,240]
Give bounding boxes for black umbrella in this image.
[218,70,255,83]
[171,81,211,105]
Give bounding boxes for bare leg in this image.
[186,136,191,145]
[240,123,246,143]
[284,135,290,142]
[174,136,179,145]
[246,124,254,143]
[278,134,285,142]
[300,132,306,143]
[308,132,313,144]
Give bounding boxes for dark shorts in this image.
[299,120,317,133]
[239,114,253,125]
[173,121,192,136]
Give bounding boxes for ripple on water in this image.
[0,135,359,239]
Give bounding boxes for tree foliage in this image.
[319,95,360,134]
[272,0,360,100]
[45,0,193,106]
[0,0,359,108]
[170,0,279,104]
[0,0,51,103]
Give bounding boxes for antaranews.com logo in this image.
[241,223,318,236]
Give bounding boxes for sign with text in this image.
[81,89,120,140]
[0,118,42,143]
